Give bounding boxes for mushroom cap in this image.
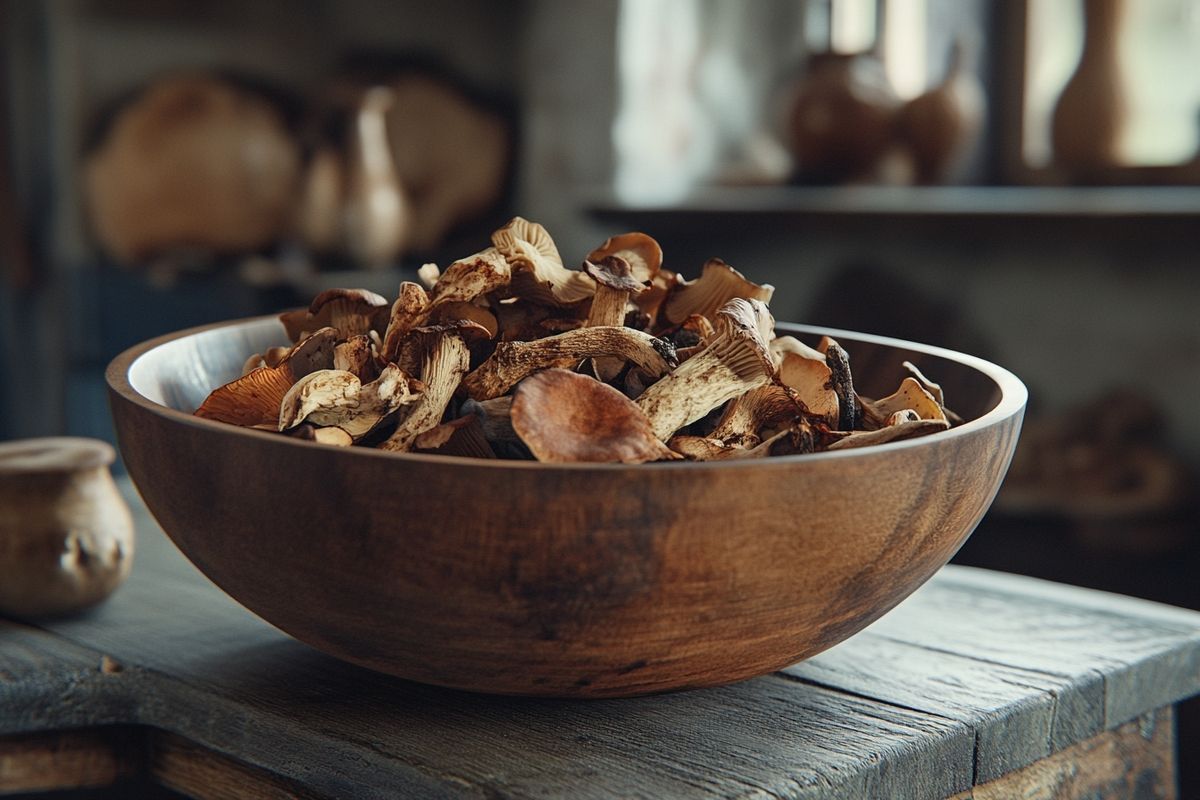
[511,369,680,463]
[395,319,492,378]
[587,232,663,283]
[308,287,389,316]
[583,255,646,295]
[492,217,595,306]
[663,259,774,325]
[429,247,512,308]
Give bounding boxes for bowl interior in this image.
[129,316,1012,427]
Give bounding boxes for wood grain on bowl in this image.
[106,316,1025,697]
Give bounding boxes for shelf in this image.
[587,185,1200,222]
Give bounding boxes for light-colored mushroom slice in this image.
[826,416,950,450]
[459,396,518,444]
[417,262,441,290]
[770,337,838,426]
[283,423,355,447]
[901,360,963,425]
[462,326,677,401]
[429,300,498,339]
[584,256,645,328]
[428,247,511,309]
[636,298,776,441]
[195,328,338,426]
[413,415,496,459]
[510,369,680,463]
[278,364,423,440]
[394,319,492,379]
[380,333,472,452]
[587,232,663,283]
[278,370,361,431]
[280,288,389,342]
[709,384,805,448]
[662,259,774,325]
[334,335,376,380]
[859,377,947,430]
[668,435,744,461]
[491,217,595,306]
[584,255,647,380]
[380,281,432,363]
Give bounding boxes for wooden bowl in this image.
[107,316,1025,697]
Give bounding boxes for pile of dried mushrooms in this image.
[195,218,959,463]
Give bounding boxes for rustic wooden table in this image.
[2,480,1199,800]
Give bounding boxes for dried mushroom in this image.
[462,326,677,401]
[662,259,774,325]
[587,232,663,283]
[196,217,960,460]
[492,217,595,306]
[511,369,679,463]
[636,298,775,441]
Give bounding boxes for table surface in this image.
[3,479,1200,799]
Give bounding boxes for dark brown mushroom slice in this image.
[511,369,680,463]
[821,339,860,431]
[587,232,663,283]
[414,415,497,459]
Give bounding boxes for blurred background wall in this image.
[1,0,1199,787]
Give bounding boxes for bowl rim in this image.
[106,313,1027,472]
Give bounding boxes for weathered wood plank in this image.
[945,707,1176,800]
[784,632,1098,783]
[0,727,140,792]
[865,567,1200,742]
[150,731,323,800]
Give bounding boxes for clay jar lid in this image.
[0,437,117,476]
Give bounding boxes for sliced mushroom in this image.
[428,300,499,339]
[417,262,441,290]
[194,328,337,427]
[859,377,947,430]
[380,332,473,452]
[636,298,775,441]
[462,326,677,401]
[459,396,518,444]
[240,345,290,377]
[817,337,860,431]
[510,369,679,463]
[491,217,595,306]
[380,281,432,363]
[428,247,511,308]
[334,335,376,380]
[709,384,805,448]
[284,423,355,447]
[394,319,492,379]
[634,267,682,329]
[826,416,950,450]
[280,288,389,342]
[663,259,774,325]
[584,256,645,328]
[771,336,838,426]
[414,414,496,459]
[278,363,423,440]
[901,360,963,425]
[587,232,663,283]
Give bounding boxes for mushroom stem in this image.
[379,335,471,452]
[709,384,804,448]
[636,332,771,440]
[462,326,677,400]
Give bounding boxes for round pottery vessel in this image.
[107,316,1025,697]
[0,437,134,617]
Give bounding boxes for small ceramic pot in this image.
[0,437,134,617]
